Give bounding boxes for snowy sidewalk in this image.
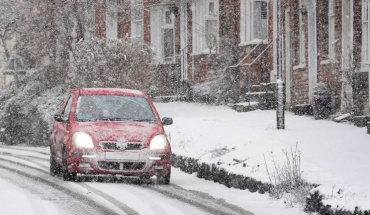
[155,102,370,211]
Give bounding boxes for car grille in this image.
[98,161,145,170]
[99,142,143,150]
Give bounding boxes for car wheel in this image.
[139,175,152,184]
[62,151,76,181]
[157,172,170,185]
[50,156,59,176]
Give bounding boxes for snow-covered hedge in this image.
[172,153,370,215]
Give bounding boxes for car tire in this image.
[139,175,152,184]
[157,172,170,185]
[50,156,59,176]
[62,150,76,181]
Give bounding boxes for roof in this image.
[76,88,146,97]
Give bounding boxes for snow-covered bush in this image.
[0,69,66,146]
[1,98,49,146]
[313,83,331,96]
[313,83,333,119]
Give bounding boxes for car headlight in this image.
[72,132,94,148]
[149,134,168,150]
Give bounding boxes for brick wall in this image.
[95,0,106,39]
[117,1,131,39]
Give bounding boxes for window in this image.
[362,0,370,70]
[131,0,143,39]
[240,0,268,44]
[150,6,175,63]
[75,95,157,122]
[62,95,74,118]
[192,0,219,54]
[163,28,174,60]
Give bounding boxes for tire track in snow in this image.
[0,151,49,169]
[0,158,139,215]
[0,145,50,156]
[144,184,254,215]
[0,146,254,215]
[0,162,120,215]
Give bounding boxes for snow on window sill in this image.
[292,63,306,71]
[360,66,370,73]
[192,49,218,56]
[238,39,268,47]
[320,59,339,65]
[151,58,176,65]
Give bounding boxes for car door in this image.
[53,94,74,163]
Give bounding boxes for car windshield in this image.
[75,95,157,123]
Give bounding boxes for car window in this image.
[62,95,74,118]
[75,95,157,123]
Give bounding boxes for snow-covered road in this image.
[0,146,260,215]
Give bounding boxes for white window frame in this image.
[328,0,336,60]
[192,0,219,54]
[131,0,143,40]
[298,0,306,65]
[240,0,268,46]
[150,6,175,64]
[362,0,370,71]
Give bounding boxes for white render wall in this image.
[307,0,317,103]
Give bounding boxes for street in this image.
[0,145,255,215]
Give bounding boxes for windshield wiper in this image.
[75,118,94,122]
[96,117,131,121]
[132,119,157,122]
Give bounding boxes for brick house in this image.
[56,0,370,115]
[275,0,369,115]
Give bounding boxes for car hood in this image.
[73,121,164,145]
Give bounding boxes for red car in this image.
[50,88,173,184]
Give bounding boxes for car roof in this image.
[76,88,147,97]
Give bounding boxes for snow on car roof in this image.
[77,88,146,97]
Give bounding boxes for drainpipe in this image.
[276,0,285,129]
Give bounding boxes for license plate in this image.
[105,152,140,160]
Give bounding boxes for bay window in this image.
[192,0,219,54]
[150,6,175,64]
[240,0,268,45]
[131,0,143,39]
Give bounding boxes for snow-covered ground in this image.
[1,101,369,214]
[0,146,302,215]
[155,102,370,212]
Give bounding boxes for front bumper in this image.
[67,148,171,176]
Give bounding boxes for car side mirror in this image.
[54,114,68,123]
[162,117,173,126]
